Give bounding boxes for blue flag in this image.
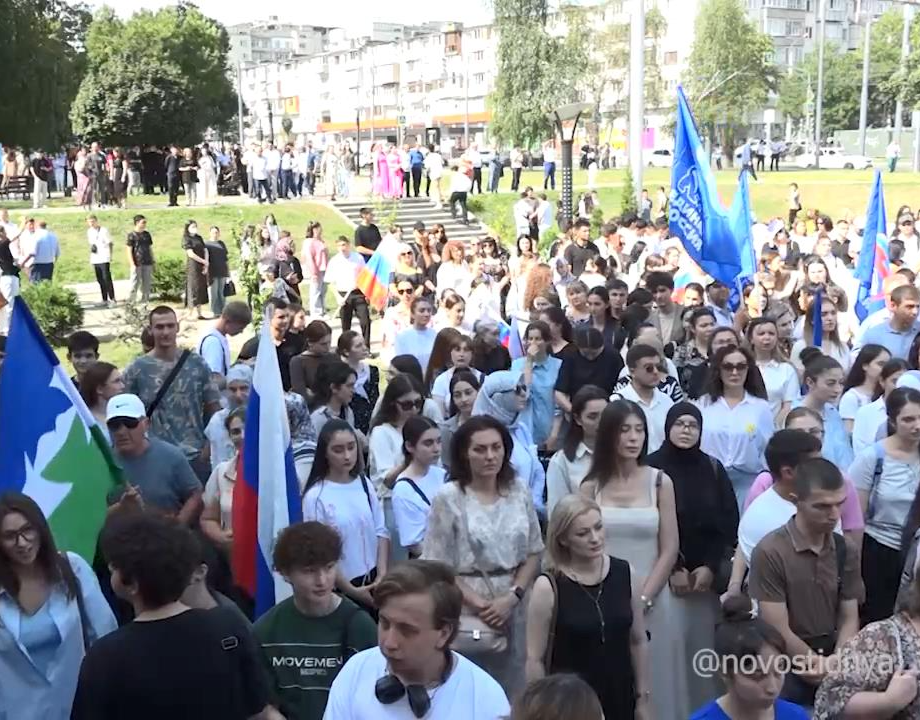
[854,170,890,322]
[812,289,823,348]
[670,86,753,307]
[0,301,122,561]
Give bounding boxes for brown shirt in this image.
[749,517,864,641]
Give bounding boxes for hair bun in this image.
[721,593,755,623]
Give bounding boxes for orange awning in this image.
[317,118,399,132]
[434,111,491,125]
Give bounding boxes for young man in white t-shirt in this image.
[324,561,509,720]
[729,430,823,593]
[196,300,252,380]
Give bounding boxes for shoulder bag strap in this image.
[397,477,431,506]
[542,571,559,670]
[359,474,374,511]
[867,441,885,521]
[459,490,498,599]
[146,349,191,418]
[833,533,847,627]
[59,553,92,650]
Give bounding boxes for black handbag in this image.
[223,279,236,296]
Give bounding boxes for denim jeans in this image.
[308,273,326,317]
[210,276,227,316]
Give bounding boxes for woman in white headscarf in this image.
[472,370,547,521]
[204,364,253,469]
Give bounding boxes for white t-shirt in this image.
[323,648,509,720]
[394,327,437,375]
[302,477,389,580]
[391,466,447,548]
[87,226,112,264]
[738,487,796,562]
[424,152,444,180]
[197,328,230,376]
[839,387,872,422]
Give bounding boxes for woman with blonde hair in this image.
[525,494,651,720]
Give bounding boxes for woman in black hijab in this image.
[646,401,739,710]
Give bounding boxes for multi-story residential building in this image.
[227,17,333,67]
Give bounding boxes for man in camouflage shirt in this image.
[123,305,221,483]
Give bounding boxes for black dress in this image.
[549,556,636,719]
[350,364,380,435]
[183,233,209,307]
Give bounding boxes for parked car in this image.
[794,147,872,170]
[645,148,673,168]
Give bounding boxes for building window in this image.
[473,72,485,84]
[321,111,331,123]
[473,50,484,61]
[664,51,677,65]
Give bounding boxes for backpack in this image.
[865,441,886,521]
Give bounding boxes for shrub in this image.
[620,166,638,217]
[20,282,84,347]
[152,256,186,302]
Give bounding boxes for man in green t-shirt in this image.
[255,521,377,720]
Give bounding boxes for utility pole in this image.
[814,0,826,168]
[895,3,913,137]
[464,55,470,149]
[858,13,872,157]
[629,0,645,204]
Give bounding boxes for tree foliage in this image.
[584,5,668,138]
[489,0,589,148]
[71,2,236,146]
[684,0,777,155]
[0,0,91,148]
[777,10,903,135]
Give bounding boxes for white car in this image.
[795,147,872,170]
[645,148,673,168]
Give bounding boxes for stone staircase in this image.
[332,196,487,243]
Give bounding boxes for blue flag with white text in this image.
[854,170,890,322]
[669,86,753,305]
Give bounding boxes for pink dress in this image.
[373,150,391,197]
[386,150,402,199]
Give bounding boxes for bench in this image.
[0,176,31,201]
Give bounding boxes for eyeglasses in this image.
[397,398,424,411]
[107,416,142,431]
[673,420,700,432]
[400,251,413,256]
[722,362,748,374]
[638,363,660,374]
[514,382,529,396]
[1,525,37,545]
[397,288,414,295]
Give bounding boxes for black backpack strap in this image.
[833,533,847,627]
[147,349,191,417]
[396,477,430,506]
[359,474,373,511]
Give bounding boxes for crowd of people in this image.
[7,174,920,720]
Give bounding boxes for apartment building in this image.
[227,17,332,67]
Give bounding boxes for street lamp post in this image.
[548,102,593,226]
[814,0,826,168]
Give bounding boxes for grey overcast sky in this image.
[81,0,493,29]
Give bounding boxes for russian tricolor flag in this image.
[356,249,393,311]
[231,315,303,618]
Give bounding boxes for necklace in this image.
[568,559,607,645]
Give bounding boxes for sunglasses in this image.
[397,288,414,295]
[397,398,424,411]
[107,416,142,431]
[400,251,413,256]
[722,362,748,374]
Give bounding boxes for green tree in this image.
[71,2,236,145]
[489,0,589,148]
[584,6,668,144]
[0,0,91,149]
[684,0,777,162]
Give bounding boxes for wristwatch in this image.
[640,594,654,611]
[511,585,525,601]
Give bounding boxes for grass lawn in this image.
[2,195,354,285]
[468,166,920,239]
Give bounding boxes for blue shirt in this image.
[741,143,752,164]
[32,231,60,264]
[512,355,562,446]
[409,149,424,167]
[791,398,854,468]
[0,553,117,720]
[690,699,808,719]
[859,318,920,360]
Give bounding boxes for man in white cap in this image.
[107,393,203,525]
[204,364,253,470]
